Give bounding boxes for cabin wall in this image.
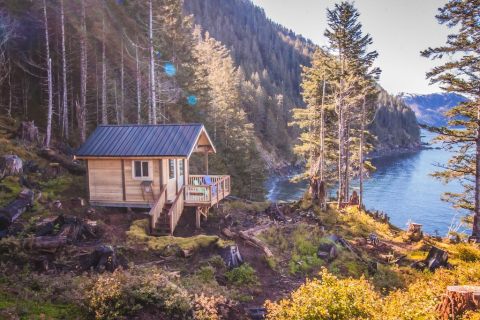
[123,160,161,203]
[88,159,123,202]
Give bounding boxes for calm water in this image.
[266,130,468,235]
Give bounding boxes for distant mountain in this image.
[400,93,468,126]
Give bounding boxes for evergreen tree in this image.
[422,0,480,239]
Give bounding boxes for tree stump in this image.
[18,121,40,144]
[407,222,423,242]
[0,155,23,178]
[437,285,480,319]
[317,242,338,261]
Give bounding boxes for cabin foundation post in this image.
[195,207,201,229]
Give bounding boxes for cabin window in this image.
[133,160,151,180]
[179,159,184,176]
[169,159,175,179]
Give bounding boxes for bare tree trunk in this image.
[359,97,366,209]
[345,122,350,201]
[114,80,120,124]
[7,65,12,118]
[120,37,124,124]
[320,78,326,183]
[43,0,53,149]
[473,104,480,240]
[60,0,68,139]
[79,0,87,142]
[148,0,157,124]
[101,13,108,125]
[135,42,142,124]
[23,77,28,117]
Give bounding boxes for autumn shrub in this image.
[86,267,191,319]
[225,263,258,286]
[455,243,480,262]
[193,293,232,320]
[265,268,381,320]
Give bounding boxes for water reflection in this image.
[266,131,468,235]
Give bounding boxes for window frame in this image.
[168,159,176,180]
[132,160,152,181]
[179,159,185,177]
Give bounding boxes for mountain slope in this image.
[400,93,468,126]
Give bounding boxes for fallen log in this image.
[437,285,480,319]
[24,235,67,252]
[38,149,85,175]
[222,228,236,239]
[239,230,273,258]
[35,214,97,243]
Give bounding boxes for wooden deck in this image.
[150,175,230,235]
[184,175,231,207]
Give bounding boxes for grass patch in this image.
[127,219,220,254]
[225,263,258,287]
[223,200,270,213]
[0,294,84,320]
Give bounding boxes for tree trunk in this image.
[120,37,124,124]
[359,97,366,208]
[437,285,480,319]
[135,41,142,124]
[473,104,480,240]
[79,0,87,142]
[148,0,157,124]
[101,13,108,125]
[43,0,53,149]
[60,0,68,139]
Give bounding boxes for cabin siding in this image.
[123,160,161,202]
[88,159,123,202]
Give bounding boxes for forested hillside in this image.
[184,0,420,161]
[184,0,316,160]
[0,0,265,200]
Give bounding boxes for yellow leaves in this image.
[265,268,380,320]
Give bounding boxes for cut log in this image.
[35,214,97,243]
[24,235,67,252]
[437,285,480,319]
[317,242,338,261]
[79,245,125,272]
[222,228,236,239]
[0,155,23,178]
[239,230,273,258]
[38,149,85,175]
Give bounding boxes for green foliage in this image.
[196,266,216,283]
[0,176,22,206]
[126,219,219,254]
[265,268,381,320]
[225,263,258,287]
[86,267,191,320]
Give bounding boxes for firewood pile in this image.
[35,214,98,244]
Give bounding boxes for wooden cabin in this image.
[75,124,231,235]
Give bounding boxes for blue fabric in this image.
[204,175,216,195]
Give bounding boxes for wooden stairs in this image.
[151,203,172,236]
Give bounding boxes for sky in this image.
[251,0,451,95]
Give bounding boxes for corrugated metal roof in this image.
[75,124,207,158]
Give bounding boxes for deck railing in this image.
[149,184,167,230]
[186,175,230,205]
[168,186,185,234]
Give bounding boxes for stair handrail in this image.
[168,186,185,235]
[149,184,167,231]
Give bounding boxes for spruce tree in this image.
[422,0,480,239]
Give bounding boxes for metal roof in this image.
[75,124,213,158]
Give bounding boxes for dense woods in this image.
[0,0,266,200]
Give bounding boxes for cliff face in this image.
[370,91,421,155]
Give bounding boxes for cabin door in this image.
[167,159,177,201]
[177,159,185,192]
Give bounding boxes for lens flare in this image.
[187,95,198,106]
[164,63,176,77]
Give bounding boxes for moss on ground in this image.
[127,219,221,253]
[0,293,85,320]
